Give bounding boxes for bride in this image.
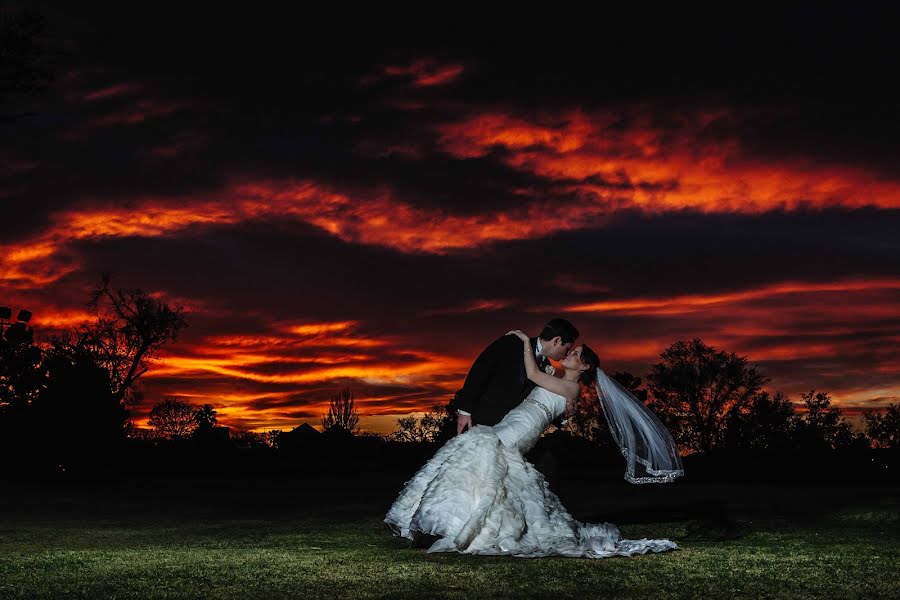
[384,330,684,558]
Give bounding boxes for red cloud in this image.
[6,103,900,289]
[367,57,465,87]
[0,177,612,289]
[435,108,900,213]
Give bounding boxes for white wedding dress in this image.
[384,386,679,558]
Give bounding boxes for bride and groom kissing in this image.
[453,318,584,434]
[384,318,685,559]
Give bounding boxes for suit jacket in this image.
[453,335,540,426]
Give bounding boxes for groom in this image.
[454,318,579,433]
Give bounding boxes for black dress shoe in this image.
[411,530,441,548]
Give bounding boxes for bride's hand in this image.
[564,398,576,418]
[506,329,529,342]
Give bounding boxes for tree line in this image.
[1,274,187,473]
[386,338,899,454]
[2,275,897,479]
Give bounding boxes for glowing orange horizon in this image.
[108,273,898,434]
[8,273,897,436]
[9,278,898,435]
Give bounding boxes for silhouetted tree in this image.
[321,387,360,434]
[391,416,422,442]
[193,403,217,431]
[31,338,129,471]
[864,403,900,449]
[610,370,648,402]
[0,322,45,425]
[231,429,268,449]
[423,404,456,444]
[126,426,155,441]
[148,398,198,440]
[794,390,862,451]
[647,338,769,454]
[390,403,455,443]
[75,273,189,407]
[21,274,184,471]
[723,390,799,451]
[18,275,188,471]
[265,429,282,449]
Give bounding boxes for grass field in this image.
[1,476,897,599]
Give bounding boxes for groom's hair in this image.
[538,318,579,344]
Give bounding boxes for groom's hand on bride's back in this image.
[456,412,472,435]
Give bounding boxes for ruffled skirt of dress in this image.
[384,425,678,558]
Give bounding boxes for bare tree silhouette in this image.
[56,272,189,408]
[2,276,189,473]
[321,387,360,434]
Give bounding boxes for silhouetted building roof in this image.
[276,422,321,444]
[290,422,320,437]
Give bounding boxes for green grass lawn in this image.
[1,481,897,600]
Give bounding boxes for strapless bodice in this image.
[491,386,566,453]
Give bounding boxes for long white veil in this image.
[594,368,684,484]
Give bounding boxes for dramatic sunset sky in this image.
[2,5,898,434]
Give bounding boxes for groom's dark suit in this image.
[453,335,548,426]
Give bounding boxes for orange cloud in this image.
[6,104,900,293]
[29,308,96,330]
[563,277,900,315]
[0,178,611,288]
[7,103,900,287]
[435,108,900,213]
[127,318,471,432]
[285,321,358,336]
[150,349,468,386]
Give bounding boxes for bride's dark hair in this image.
[577,344,600,386]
